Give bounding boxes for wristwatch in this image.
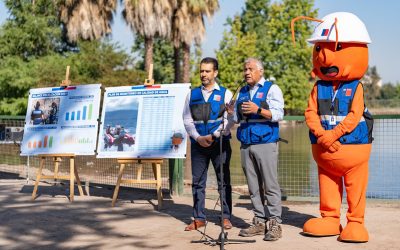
[257,107,262,115]
[211,134,217,140]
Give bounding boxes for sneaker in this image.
[263,219,282,241]
[239,221,265,237]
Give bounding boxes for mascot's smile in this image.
[320,66,339,77]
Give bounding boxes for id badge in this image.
[329,115,336,125]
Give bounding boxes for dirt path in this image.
[0,178,399,250]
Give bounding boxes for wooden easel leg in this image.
[54,157,60,184]
[112,163,125,207]
[32,157,45,200]
[69,157,75,202]
[136,164,143,181]
[74,165,84,196]
[153,163,163,210]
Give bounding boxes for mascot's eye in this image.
[315,45,321,52]
[336,43,342,51]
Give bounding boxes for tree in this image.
[224,0,316,113]
[0,0,63,59]
[362,66,381,101]
[240,0,271,62]
[263,0,316,113]
[123,0,176,72]
[0,1,146,115]
[172,0,219,82]
[59,0,117,43]
[131,36,175,84]
[216,16,258,90]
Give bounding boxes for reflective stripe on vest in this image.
[236,81,279,145]
[309,80,373,144]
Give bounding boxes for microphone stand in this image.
[191,80,255,249]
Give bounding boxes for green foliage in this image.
[379,83,400,100]
[132,36,175,84]
[0,1,146,115]
[264,0,316,114]
[0,42,145,115]
[216,0,316,114]
[216,16,258,90]
[189,45,203,87]
[0,0,63,59]
[362,66,381,101]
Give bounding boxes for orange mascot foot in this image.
[339,222,369,243]
[303,217,342,236]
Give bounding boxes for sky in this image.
[0,0,399,84]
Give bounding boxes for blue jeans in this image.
[191,140,232,221]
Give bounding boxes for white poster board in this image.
[20,84,101,155]
[97,83,190,158]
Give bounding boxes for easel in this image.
[31,66,84,201]
[111,64,164,210]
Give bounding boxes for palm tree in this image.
[123,0,176,73]
[59,0,117,43]
[172,0,219,82]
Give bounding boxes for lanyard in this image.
[330,83,342,113]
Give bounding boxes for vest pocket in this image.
[249,126,271,143]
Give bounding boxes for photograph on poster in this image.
[101,97,139,152]
[29,98,60,125]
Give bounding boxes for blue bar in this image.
[82,106,87,120]
[71,111,75,120]
[65,112,69,121]
[77,111,81,120]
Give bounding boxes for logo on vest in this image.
[256,92,264,99]
[213,95,221,101]
[344,88,352,96]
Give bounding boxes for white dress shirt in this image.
[183,83,233,141]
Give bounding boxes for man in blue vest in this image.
[227,58,284,241]
[183,57,234,231]
[31,101,45,125]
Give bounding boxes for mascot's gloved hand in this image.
[328,141,342,153]
[317,129,341,149]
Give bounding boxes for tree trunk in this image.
[174,46,181,83]
[182,43,190,83]
[144,36,154,74]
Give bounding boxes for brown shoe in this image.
[223,219,233,230]
[184,219,206,231]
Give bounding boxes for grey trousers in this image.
[241,143,282,224]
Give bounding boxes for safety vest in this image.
[309,80,373,144]
[236,81,279,145]
[189,85,230,143]
[31,109,43,125]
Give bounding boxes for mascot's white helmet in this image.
[308,12,371,44]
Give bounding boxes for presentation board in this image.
[20,84,101,156]
[97,84,190,159]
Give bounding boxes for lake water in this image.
[206,119,400,199]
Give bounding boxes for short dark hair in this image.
[200,57,218,71]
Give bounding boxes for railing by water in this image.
[1,115,399,200]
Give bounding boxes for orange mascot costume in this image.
[291,12,374,242]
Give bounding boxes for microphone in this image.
[229,79,246,105]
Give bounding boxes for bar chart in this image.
[27,135,53,149]
[65,104,93,121]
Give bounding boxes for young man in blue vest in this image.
[227,58,284,241]
[183,57,234,231]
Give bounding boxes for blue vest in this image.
[189,86,230,143]
[31,109,43,125]
[309,80,373,144]
[236,81,279,145]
